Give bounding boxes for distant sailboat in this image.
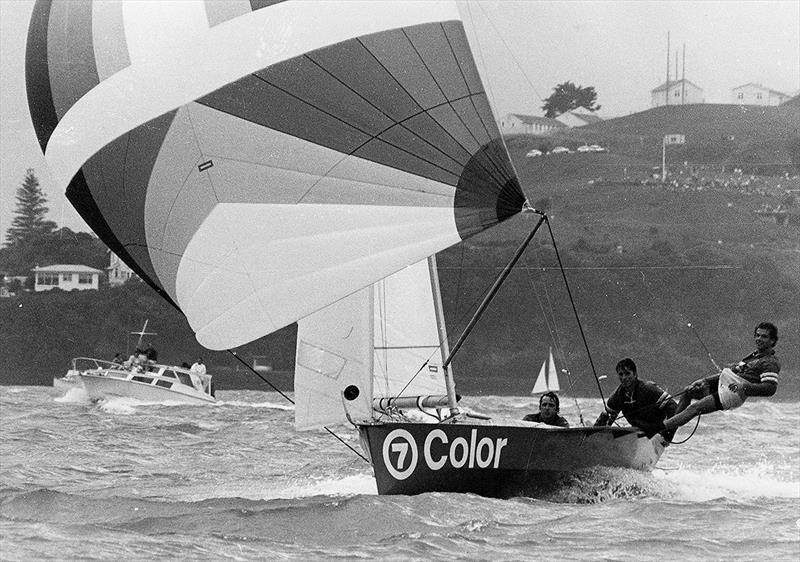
[531,347,560,394]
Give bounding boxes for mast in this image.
[428,255,458,415]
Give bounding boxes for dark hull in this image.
[356,422,667,498]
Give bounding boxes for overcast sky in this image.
[1,0,798,237]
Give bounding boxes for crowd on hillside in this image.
[638,164,799,197]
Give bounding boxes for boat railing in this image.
[71,357,127,372]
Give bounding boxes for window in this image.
[737,93,744,99]
[61,274,71,282]
[756,93,762,100]
[78,273,93,284]
[38,273,59,285]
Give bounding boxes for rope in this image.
[665,415,701,445]
[226,350,369,463]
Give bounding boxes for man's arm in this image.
[594,410,618,426]
[739,379,777,397]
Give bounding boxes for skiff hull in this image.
[79,373,215,405]
[357,422,666,498]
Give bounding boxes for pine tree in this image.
[5,169,57,245]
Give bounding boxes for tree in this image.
[5,169,57,246]
[541,81,601,118]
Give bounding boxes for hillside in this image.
[2,105,798,398]
[507,104,800,174]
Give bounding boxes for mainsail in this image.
[295,257,448,430]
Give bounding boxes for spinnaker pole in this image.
[442,211,546,413]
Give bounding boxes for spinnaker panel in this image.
[26,0,525,350]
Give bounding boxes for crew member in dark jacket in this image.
[524,391,569,427]
[595,358,677,438]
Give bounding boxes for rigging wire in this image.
[544,217,606,408]
[226,350,369,463]
[521,246,586,424]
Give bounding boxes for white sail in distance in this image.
[531,347,559,394]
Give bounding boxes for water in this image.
[1,386,798,561]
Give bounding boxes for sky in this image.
[1,0,798,238]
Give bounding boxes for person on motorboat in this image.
[523,391,569,427]
[594,358,677,438]
[144,343,158,364]
[659,322,779,433]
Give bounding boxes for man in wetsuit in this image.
[523,391,570,427]
[661,322,779,432]
[594,358,677,438]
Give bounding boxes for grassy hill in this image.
[2,105,798,399]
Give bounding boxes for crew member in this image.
[661,322,779,432]
[595,358,677,438]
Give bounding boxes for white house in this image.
[651,79,704,107]
[32,264,103,292]
[107,251,135,287]
[498,113,566,136]
[731,83,791,106]
[555,111,603,128]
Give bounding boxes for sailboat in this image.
[531,347,560,395]
[26,0,666,498]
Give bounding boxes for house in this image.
[555,111,603,128]
[651,79,704,107]
[498,113,567,136]
[731,83,791,106]
[107,250,136,287]
[32,264,103,292]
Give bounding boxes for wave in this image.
[654,462,800,500]
[53,387,90,404]
[213,399,294,410]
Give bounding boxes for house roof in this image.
[506,113,567,127]
[33,264,103,273]
[559,111,603,124]
[731,82,790,97]
[651,78,703,93]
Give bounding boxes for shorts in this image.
[715,368,747,411]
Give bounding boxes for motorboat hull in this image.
[79,372,215,405]
[356,422,666,498]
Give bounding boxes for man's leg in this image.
[663,394,719,431]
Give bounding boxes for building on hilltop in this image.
[731,83,792,106]
[651,78,704,107]
[107,250,136,287]
[555,110,603,128]
[498,113,566,136]
[32,264,103,292]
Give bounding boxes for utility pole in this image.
[682,43,686,104]
[665,32,670,106]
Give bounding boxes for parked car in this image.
[550,146,572,154]
[588,144,608,152]
[525,149,543,157]
[577,145,593,153]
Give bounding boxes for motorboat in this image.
[72,357,216,404]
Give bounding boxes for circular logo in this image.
[382,429,418,480]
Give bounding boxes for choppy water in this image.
[1,386,798,561]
